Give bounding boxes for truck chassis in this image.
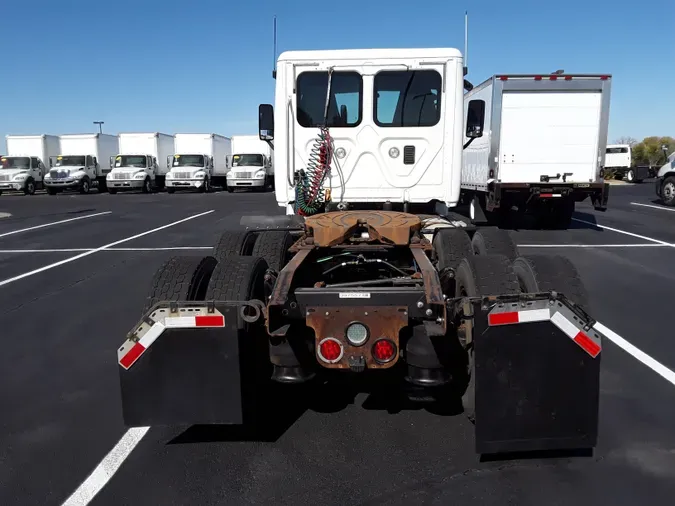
[118,211,603,455]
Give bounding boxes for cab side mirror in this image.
[259,104,274,141]
[466,99,486,139]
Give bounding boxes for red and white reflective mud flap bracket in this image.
[487,299,602,358]
[118,306,226,370]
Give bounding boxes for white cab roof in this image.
[278,48,462,62]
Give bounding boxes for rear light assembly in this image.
[345,322,369,346]
[372,339,397,364]
[318,337,344,363]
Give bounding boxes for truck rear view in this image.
[461,75,612,228]
[117,48,606,458]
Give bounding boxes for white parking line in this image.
[518,243,668,248]
[594,322,675,386]
[631,202,675,213]
[0,247,214,253]
[0,211,112,238]
[60,426,149,506]
[572,217,674,247]
[0,211,214,287]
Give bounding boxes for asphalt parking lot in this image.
[1,183,675,506]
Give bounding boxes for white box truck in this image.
[1,135,59,195]
[226,135,273,192]
[45,133,119,195]
[166,133,231,193]
[107,132,174,194]
[461,74,612,229]
[604,144,651,183]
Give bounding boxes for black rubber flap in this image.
[120,307,244,426]
[474,318,600,454]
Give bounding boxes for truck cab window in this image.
[296,71,362,128]
[30,157,39,169]
[86,155,93,166]
[232,154,264,167]
[374,70,442,127]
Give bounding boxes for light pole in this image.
[93,121,104,134]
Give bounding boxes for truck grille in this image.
[50,170,69,179]
[113,172,132,180]
[0,174,9,182]
[172,172,192,179]
[231,172,249,179]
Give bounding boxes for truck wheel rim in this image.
[665,182,675,200]
[28,182,34,193]
[83,181,89,191]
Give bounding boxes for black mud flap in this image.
[473,297,601,455]
[119,304,246,427]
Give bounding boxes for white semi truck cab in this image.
[107,132,174,194]
[260,48,465,215]
[165,134,231,193]
[226,135,274,192]
[1,135,59,195]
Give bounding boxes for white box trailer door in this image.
[498,91,602,184]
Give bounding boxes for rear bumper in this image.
[490,181,609,211]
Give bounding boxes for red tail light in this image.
[318,338,343,363]
[499,76,508,81]
[372,339,397,363]
[600,75,609,80]
[564,76,573,81]
[534,75,542,81]
[550,75,558,81]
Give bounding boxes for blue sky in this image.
[2,0,673,145]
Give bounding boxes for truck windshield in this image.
[115,155,147,168]
[232,154,263,167]
[55,156,85,167]
[0,156,29,169]
[606,147,629,154]
[173,155,204,167]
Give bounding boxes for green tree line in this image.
[613,136,675,166]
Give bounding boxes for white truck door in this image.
[498,91,602,184]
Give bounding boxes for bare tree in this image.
[613,136,638,146]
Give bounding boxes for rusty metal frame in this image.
[266,248,311,336]
[410,248,447,335]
